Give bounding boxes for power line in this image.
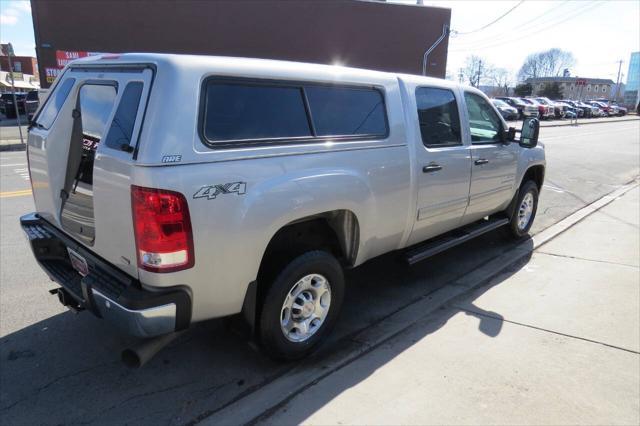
[451,0,578,49]
[454,0,525,35]
[450,1,605,53]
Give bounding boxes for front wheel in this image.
[508,180,539,238]
[259,250,344,361]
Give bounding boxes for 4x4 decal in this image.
[193,182,246,200]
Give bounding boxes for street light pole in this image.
[2,43,25,145]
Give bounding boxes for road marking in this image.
[0,163,27,167]
[543,183,565,193]
[14,167,30,181]
[0,189,32,198]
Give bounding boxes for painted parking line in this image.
[0,163,27,167]
[0,189,32,198]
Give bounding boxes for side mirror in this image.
[520,117,539,148]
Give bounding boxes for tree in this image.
[539,82,563,100]
[514,83,532,97]
[517,48,576,82]
[461,55,490,87]
[487,67,512,95]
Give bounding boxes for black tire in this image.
[508,180,539,239]
[259,250,344,361]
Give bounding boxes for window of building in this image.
[14,62,22,72]
[415,87,461,147]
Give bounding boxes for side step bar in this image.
[405,217,510,265]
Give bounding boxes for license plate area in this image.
[67,248,89,277]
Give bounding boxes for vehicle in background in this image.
[561,100,592,118]
[521,98,554,119]
[556,102,582,118]
[491,99,518,120]
[588,101,615,116]
[534,97,563,119]
[494,96,538,119]
[0,92,27,119]
[25,90,40,121]
[594,98,628,116]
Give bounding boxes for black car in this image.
[25,90,39,120]
[0,92,27,118]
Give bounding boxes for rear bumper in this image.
[20,213,191,338]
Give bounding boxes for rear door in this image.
[406,85,471,246]
[27,65,153,277]
[461,91,518,223]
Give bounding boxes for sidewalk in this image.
[259,186,640,425]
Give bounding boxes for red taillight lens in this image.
[131,185,194,273]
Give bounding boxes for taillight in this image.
[131,185,194,273]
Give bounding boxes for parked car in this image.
[21,53,545,362]
[534,97,563,119]
[491,99,519,120]
[25,90,40,121]
[556,102,582,118]
[561,100,592,118]
[588,101,614,116]
[0,92,27,118]
[593,98,628,116]
[521,98,554,119]
[494,96,538,119]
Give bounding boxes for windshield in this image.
[492,99,508,108]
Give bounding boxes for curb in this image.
[198,179,639,426]
[541,117,639,128]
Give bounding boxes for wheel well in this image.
[522,165,545,190]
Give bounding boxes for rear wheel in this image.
[508,180,539,238]
[259,250,344,360]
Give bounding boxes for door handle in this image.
[423,164,442,173]
[474,159,489,165]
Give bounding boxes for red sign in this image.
[576,79,587,86]
[55,50,103,68]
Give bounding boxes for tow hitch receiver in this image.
[50,288,84,313]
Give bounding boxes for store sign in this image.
[45,50,105,84]
[55,50,103,68]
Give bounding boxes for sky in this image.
[1,0,639,84]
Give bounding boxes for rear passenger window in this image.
[36,77,76,129]
[305,86,386,137]
[415,87,462,147]
[203,82,311,142]
[103,82,143,150]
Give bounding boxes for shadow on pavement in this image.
[0,231,532,425]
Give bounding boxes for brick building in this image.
[0,55,39,80]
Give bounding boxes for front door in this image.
[407,86,472,246]
[462,91,518,223]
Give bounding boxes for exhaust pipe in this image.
[121,331,184,368]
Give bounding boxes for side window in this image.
[305,86,387,137]
[203,82,311,142]
[36,77,76,129]
[415,87,462,148]
[103,82,143,150]
[464,92,503,144]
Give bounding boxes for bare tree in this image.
[517,48,576,82]
[487,67,512,95]
[461,55,493,87]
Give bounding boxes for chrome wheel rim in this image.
[518,192,535,230]
[280,274,331,342]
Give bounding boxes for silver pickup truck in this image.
[21,53,545,361]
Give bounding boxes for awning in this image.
[0,79,39,90]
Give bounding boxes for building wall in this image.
[30,0,451,88]
[624,52,639,107]
[0,56,39,78]
[528,78,613,100]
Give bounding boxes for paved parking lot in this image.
[0,120,638,425]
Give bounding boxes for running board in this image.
[405,217,510,265]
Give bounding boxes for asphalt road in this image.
[0,120,638,425]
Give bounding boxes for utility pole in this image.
[476,60,482,87]
[1,43,24,145]
[614,59,623,101]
